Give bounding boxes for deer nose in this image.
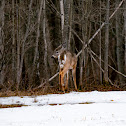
[51,55,54,58]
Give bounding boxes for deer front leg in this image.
[59,68,62,91]
[65,71,69,90]
[59,68,65,91]
[61,72,65,91]
[72,67,77,91]
[59,73,61,90]
[61,67,69,91]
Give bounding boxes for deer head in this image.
[52,45,66,59]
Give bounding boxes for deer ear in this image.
[58,44,62,49]
[61,46,64,49]
[62,42,67,49]
[62,46,66,51]
[61,45,66,50]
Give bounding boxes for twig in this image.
[33,72,59,90]
[87,48,119,88]
[77,0,124,57]
[90,49,126,78]
[34,0,124,90]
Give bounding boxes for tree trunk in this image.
[68,0,73,51]
[23,0,33,88]
[116,0,125,86]
[79,0,87,89]
[63,0,70,48]
[12,0,15,84]
[28,0,43,87]
[33,0,43,66]
[124,0,126,75]
[16,4,20,90]
[60,0,64,44]
[104,0,110,83]
[0,0,5,85]
[79,0,92,88]
[43,0,48,80]
[17,2,25,91]
[99,0,102,83]
[16,0,33,90]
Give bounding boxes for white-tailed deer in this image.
[52,45,77,91]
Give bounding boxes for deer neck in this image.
[58,52,67,68]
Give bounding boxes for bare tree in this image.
[12,0,15,84]
[79,0,89,88]
[33,0,43,67]
[16,0,34,90]
[68,0,73,50]
[99,0,102,83]
[0,0,5,85]
[116,0,125,86]
[124,0,126,74]
[104,0,110,83]
[43,0,48,80]
[16,3,20,90]
[63,0,70,48]
[60,0,64,44]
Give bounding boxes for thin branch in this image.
[34,0,125,90]
[90,49,126,78]
[33,72,59,90]
[71,28,84,44]
[87,48,119,88]
[77,0,124,57]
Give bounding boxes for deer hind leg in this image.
[59,69,62,91]
[60,68,69,92]
[72,67,77,91]
[59,73,61,90]
[65,71,69,91]
[59,68,64,91]
[60,72,65,91]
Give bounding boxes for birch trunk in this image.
[12,0,15,84]
[104,0,109,83]
[79,0,87,88]
[33,0,43,66]
[68,0,73,87]
[60,0,64,44]
[23,0,33,88]
[99,0,102,83]
[16,5,20,90]
[79,0,91,88]
[0,0,5,85]
[17,2,25,90]
[116,0,125,86]
[124,0,126,74]
[68,0,73,50]
[63,0,70,48]
[43,0,48,79]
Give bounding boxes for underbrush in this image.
[0,83,123,97]
[0,104,28,108]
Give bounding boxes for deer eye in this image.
[56,51,59,54]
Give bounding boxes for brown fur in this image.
[52,46,77,91]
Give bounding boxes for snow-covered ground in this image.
[0,91,126,126]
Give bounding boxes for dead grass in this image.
[0,91,33,97]
[0,104,28,108]
[0,83,123,97]
[48,102,94,106]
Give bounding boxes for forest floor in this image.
[0,91,126,126]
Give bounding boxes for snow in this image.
[0,91,126,126]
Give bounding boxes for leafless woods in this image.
[0,0,126,92]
